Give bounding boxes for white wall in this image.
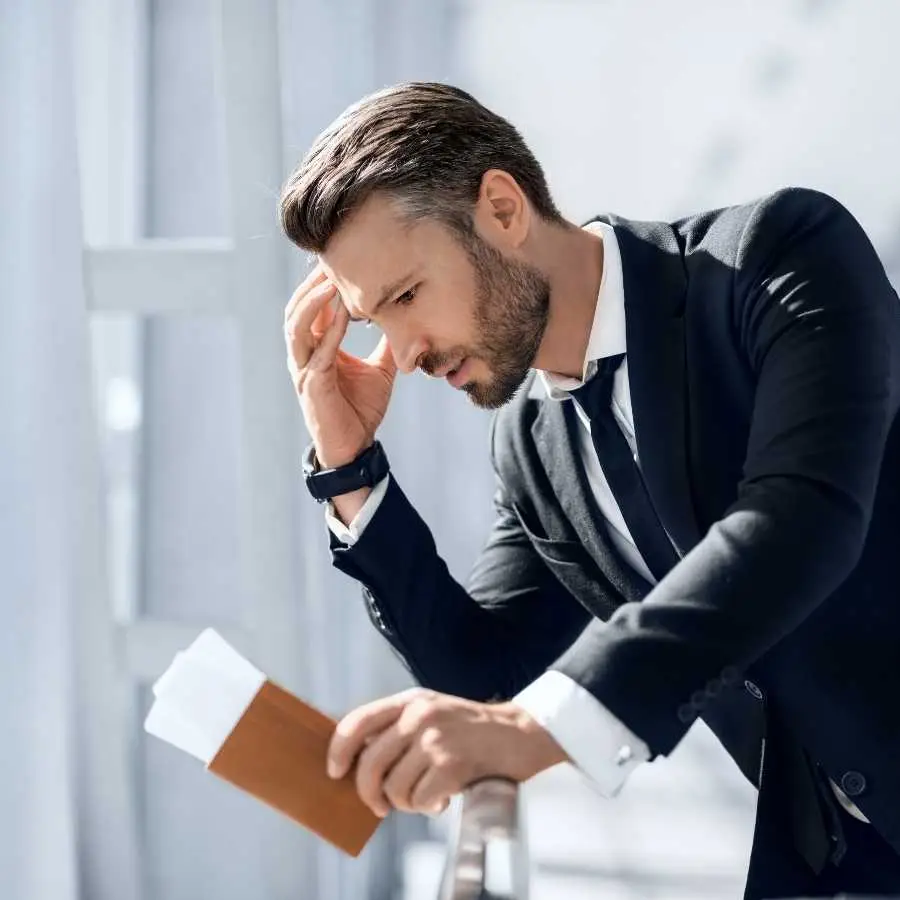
[455,0,900,258]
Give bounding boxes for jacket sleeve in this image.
[329,453,592,701]
[551,188,900,755]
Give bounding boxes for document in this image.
[145,629,382,856]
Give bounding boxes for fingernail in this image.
[326,760,340,779]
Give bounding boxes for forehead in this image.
[321,194,412,281]
[318,194,461,310]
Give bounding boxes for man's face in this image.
[319,193,550,409]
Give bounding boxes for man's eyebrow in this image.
[350,270,417,322]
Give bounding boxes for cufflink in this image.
[614,745,634,767]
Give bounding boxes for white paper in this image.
[144,703,211,760]
[143,628,266,765]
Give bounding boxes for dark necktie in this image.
[569,353,680,582]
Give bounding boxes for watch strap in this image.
[302,441,389,503]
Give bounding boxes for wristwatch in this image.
[301,440,390,503]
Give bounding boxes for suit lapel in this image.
[528,214,703,597]
[606,215,702,556]
[530,399,647,606]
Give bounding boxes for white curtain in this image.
[0,1,90,897]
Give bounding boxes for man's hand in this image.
[326,688,569,818]
[284,265,397,470]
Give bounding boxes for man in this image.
[280,82,900,899]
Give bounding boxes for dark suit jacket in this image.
[329,188,900,897]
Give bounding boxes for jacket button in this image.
[676,703,695,724]
[744,680,764,701]
[690,689,706,710]
[362,587,386,629]
[840,771,867,797]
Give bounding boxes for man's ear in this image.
[472,169,530,250]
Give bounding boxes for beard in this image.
[420,231,551,409]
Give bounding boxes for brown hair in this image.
[279,82,563,253]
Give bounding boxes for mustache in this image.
[417,349,466,376]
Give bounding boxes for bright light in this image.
[105,376,142,432]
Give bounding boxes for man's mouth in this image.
[446,358,471,389]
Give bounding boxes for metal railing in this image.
[437,778,529,900]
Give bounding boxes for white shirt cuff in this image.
[324,475,391,546]
[513,670,650,797]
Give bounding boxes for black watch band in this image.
[302,441,390,503]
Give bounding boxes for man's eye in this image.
[395,286,417,307]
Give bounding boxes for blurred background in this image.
[3,1,899,898]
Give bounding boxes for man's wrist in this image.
[496,701,570,778]
[317,442,372,470]
[330,486,373,526]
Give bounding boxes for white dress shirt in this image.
[515,221,654,795]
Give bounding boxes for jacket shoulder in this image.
[675,187,851,260]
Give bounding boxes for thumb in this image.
[366,333,398,378]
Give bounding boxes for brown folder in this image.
[208,680,382,856]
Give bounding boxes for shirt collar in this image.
[527,220,627,400]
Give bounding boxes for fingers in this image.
[284,264,326,324]
[381,746,432,813]
[307,302,350,372]
[284,280,337,375]
[327,688,422,780]
[409,765,457,813]
[353,725,414,817]
[309,294,338,341]
[286,280,336,345]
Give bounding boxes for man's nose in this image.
[387,330,427,375]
